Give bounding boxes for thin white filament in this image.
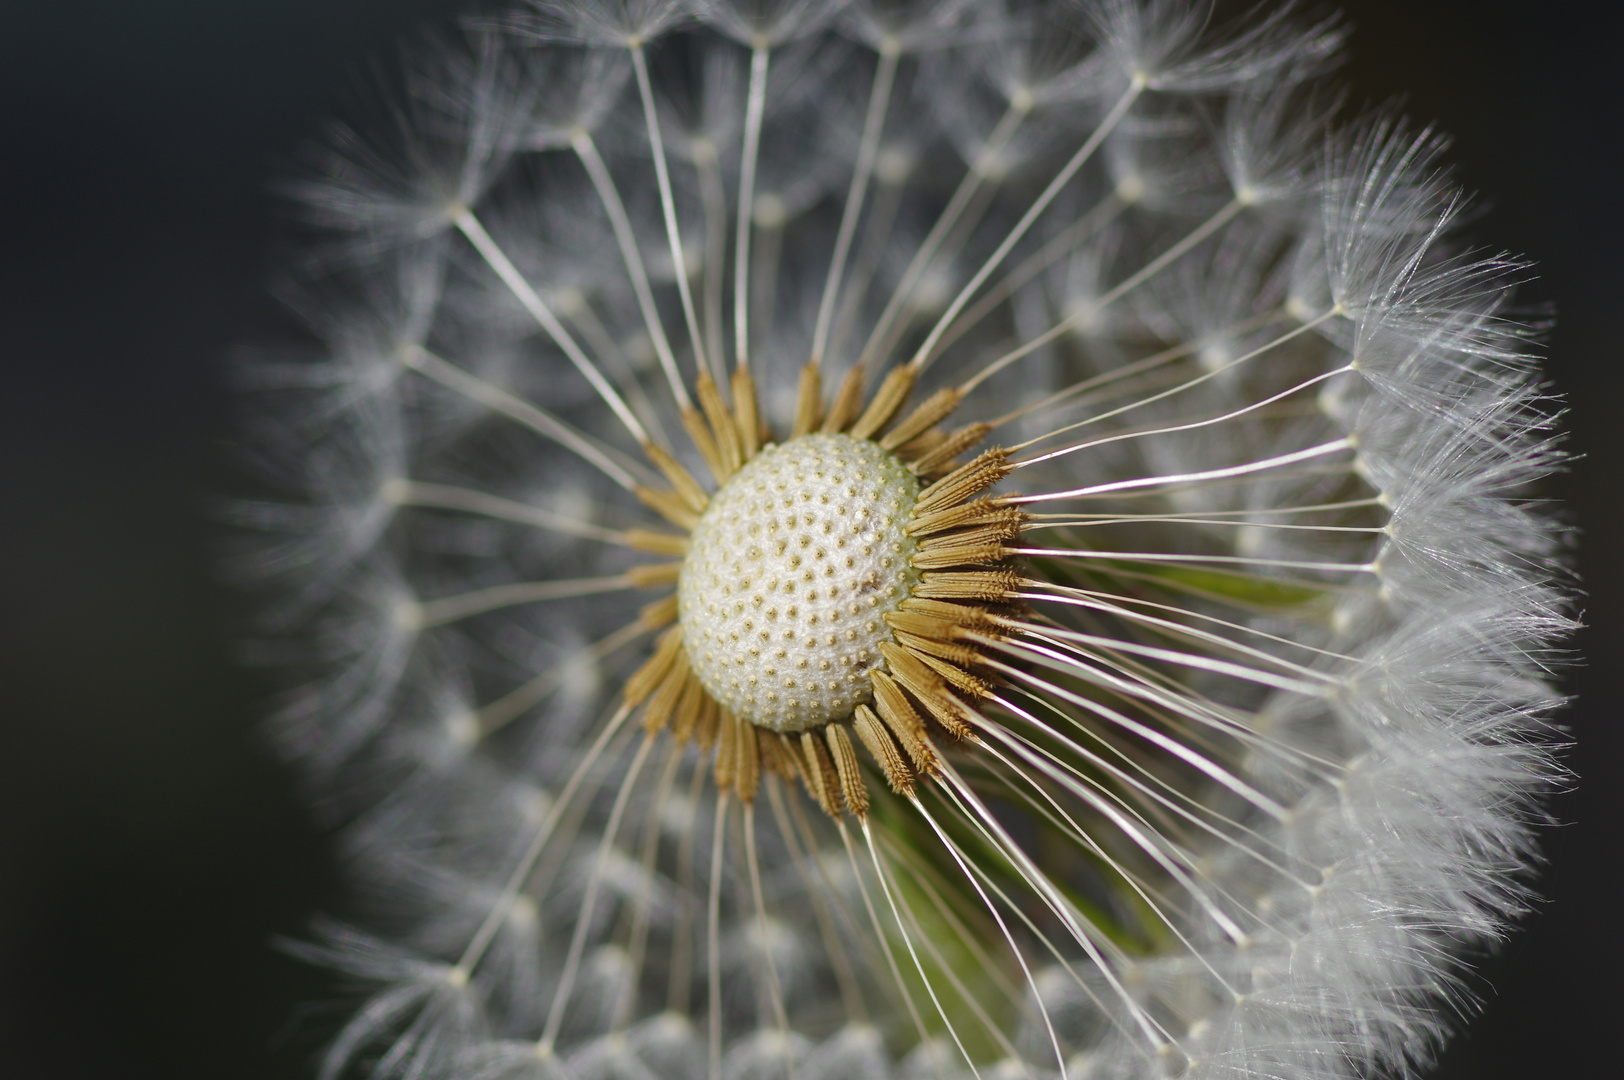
[1012,311,1347,460]
[965,715,1251,954]
[408,574,638,629]
[473,618,649,738]
[932,758,1174,1052]
[1085,195,1244,308]
[956,728,1248,991]
[707,790,730,1080]
[765,776,869,1023]
[908,79,1146,372]
[1012,546,1373,578]
[538,730,657,1052]
[1009,438,1355,504]
[451,209,652,442]
[494,723,640,919]
[631,44,711,383]
[1009,366,1343,468]
[999,624,1345,783]
[908,796,1068,1079]
[875,843,1031,1071]
[980,308,1288,427]
[960,198,1249,392]
[1031,463,1368,507]
[1023,622,1334,734]
[993,686,1314,887]
[824,174,906,367]
[400,345,645,491]
[695,141,730,381]
[750,211,787,363]
[875,831,1026,1007]
[455,701,633,977]
[834,821,944,1072]
[810,44,900,366]
[733,44,770,372]
[666,758,710,1017]
[859,96,1031,369]
[926,789,1154,1061]
[1002,608,1341,688]
[560,287,676,447]
[1025,514,1383,536]
[572,131,696,411]
[974,640,1305,811]
[965,715,1240,937]
[384,479,628,545]
[934,192,1130,375]
[860,819,986,1080]
[993,635,1260,766]
[1025,495,1383,522]
[614,739,685,1031]
[1023,580,1361,663]
[741,804,796,1054]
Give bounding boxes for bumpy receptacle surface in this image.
[679,434,921,732]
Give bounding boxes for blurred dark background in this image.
[0,2,1615,1077]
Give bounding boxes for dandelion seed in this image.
[235,2,1571,1079]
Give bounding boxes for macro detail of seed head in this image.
[679,433,924,733]
[231,2,1573,1079]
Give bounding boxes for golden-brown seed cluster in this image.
[623,361,1027,818]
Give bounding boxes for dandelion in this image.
[233,2,1571,1078]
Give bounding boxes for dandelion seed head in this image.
[237,1,1572,1078]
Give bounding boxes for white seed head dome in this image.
[679,434,921,732]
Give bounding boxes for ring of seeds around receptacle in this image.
[622,364,1029,820]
